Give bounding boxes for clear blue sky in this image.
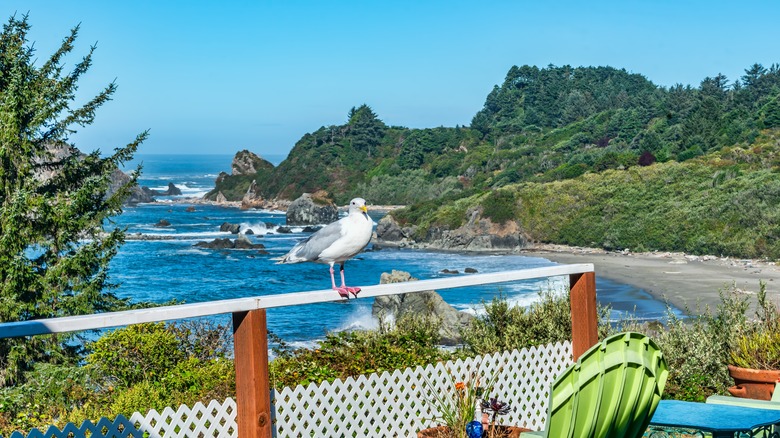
[4,1,780,157]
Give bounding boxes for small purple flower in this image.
[481,397,511,423]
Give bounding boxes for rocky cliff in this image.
[204,150,275,203]
[375,209,530,252]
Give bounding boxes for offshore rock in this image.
[140,182,182,197]
[372,270,474,346]
[194,236,267,251]
[286,191,338,226]
[162,182,182,196]
[220,222,240,234]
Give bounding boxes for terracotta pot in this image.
[727,364,780,400]
[417,425,529,438]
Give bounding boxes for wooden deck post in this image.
[233,309,272,438]
[569,272,598,361]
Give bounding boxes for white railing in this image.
[0,263,596,438]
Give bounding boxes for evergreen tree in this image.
[0,15,145,385]
[347,104,386,157]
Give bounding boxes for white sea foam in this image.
[181,190,210,198]
[176,248,211,256]
[337,304,380,332]
[240,222,273,235]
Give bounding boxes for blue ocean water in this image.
[112,154,677,346]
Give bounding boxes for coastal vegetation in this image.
[392,134,780,258]
[208,63,780,260]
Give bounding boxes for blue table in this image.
[648,400,780,437]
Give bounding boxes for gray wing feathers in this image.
[280,221,343,263]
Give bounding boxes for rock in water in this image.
[220,222,241,234]
[372,270,474,345]
[286,191,338,226]
[194,236,267,251]
[163,182,182,196]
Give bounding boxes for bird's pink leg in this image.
[330,264,350,298]
[340,263,361,298]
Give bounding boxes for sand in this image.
[521,245,780,315]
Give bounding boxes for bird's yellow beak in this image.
[360,205,368,213]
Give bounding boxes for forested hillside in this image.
[208,63,780,258]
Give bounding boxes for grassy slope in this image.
[393,130,780,259]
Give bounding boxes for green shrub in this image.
[0,363,101,433]
[88,323,186,385]
[612,285,751,402]
[269,314,450,389]
[351,170,461,205]
[462,289,573,355]
[480,190,519,225]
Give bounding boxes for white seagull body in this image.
[279,198,373,298]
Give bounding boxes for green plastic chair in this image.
[520,332,668,438]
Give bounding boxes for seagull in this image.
[279,198,373,298]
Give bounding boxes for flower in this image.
[480,397,511,423]
[421,362,499,438]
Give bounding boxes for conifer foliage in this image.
[0,15,145,385]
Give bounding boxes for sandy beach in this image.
[522,245,780,315]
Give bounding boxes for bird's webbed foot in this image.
[334,287,351,299]
[333,286,361,299]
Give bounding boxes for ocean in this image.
[113,154,679,347]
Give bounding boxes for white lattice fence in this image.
[5,399,237,438]
[5,341,571,438]
[271,340,573,437]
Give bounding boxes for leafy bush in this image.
[480,190,519,225]
[351,170,462,205]
[269,314,451,389]
[0,363,99,433]
[731,331,780,370]
[89,323,186,384]
[612,285,751,402]
[0,320,234,436]
[462,290,574,355]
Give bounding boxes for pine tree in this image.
[0,14,146,385]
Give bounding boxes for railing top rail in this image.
[0,263,593,339]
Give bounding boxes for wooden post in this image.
[569,272,598,361]
[233,309,272,438]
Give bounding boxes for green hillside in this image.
[209,63,780,259]
[392,130,780,258]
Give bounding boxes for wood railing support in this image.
[569,271,598,360]
[233,309,272,438]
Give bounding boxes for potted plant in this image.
[728,281,780,400]
[418,363,526,438]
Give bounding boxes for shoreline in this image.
[143,197,780,315]
[521,244,780,315]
